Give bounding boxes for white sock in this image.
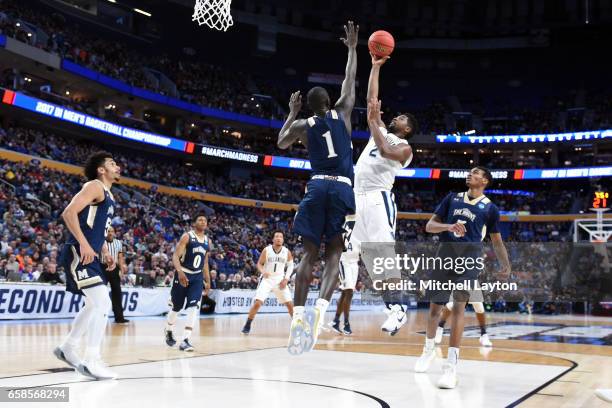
[63,299,95,348]
[82,285,111,361]
[183,328,192,340]
[315,298,329,316]
[448,347,460,365]
[166,310,178,332]
[425,337,435,351]
[293,306,304,321]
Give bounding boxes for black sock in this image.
[333,315,340,323]
[438,320,446,329]
[480,326,487,335]
[344,319,350,326]
[245,318,252,327]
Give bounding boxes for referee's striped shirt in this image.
[106,238,123,264]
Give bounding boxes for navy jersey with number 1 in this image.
[293,110,356,246]
[306,110,354,181]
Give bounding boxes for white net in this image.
[192,0,234,32]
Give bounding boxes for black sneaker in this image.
[179,339,194,352]
[241,323,251,334]
[165,329,177,347]
[343,322,353,336]
[115,319,130,324]
[330,319,343,334]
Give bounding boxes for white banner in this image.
[0,284,387,319]
[0,283,170,320]
[211,289,383,314]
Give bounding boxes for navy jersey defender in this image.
[416,167,511,389]
[165,215,212,352]
[277,21,359,355]
[61,158,119,295]
[54,151,121,381]
[425,167,511,303]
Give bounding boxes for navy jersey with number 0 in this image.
[180,231,210,272]
[306,110,354,180]
[434,192,500,243]
[66,182,115,254]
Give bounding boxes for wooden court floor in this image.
[1,310,610,407]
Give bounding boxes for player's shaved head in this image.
[307,86,330,114]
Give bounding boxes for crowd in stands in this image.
[0,124,584,214]
[0,0,280,119]
[0,155,605,310]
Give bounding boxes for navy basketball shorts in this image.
[60,244,107,295]
[170,272,204,312]
[426,244,483,305]
[293,178,356,247]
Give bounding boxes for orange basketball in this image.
[368,30,395,58]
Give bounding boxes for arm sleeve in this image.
[284,261,294,280]
[434,193,453,220]
[486,204,501,234]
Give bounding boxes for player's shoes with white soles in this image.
[304,309,322,352]
[165,329,177,347]
[179,339,194,352]
[437,363,458,389]
[288,316,312,355]
[53,344,80,369]
[381,304,407,336]
[330,320,343,335]
[479,333,493,347]
[434,327,444,344]
[77,359,117,380]
[414,347,436,373]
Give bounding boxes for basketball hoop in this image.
[192,0,233,32]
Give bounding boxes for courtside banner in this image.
[211,289,386,314]
[0,283,170,319]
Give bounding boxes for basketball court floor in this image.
[1,310,611,407]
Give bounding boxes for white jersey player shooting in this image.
[332,53,417,336]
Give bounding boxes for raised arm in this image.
[367,52,389,128]
[278,91,308,149]
[334,21,359,132]
[367,99,413,164]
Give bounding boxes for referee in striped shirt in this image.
[105,227,129,324]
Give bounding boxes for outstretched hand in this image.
[367,98,382,123]
[288,91,302,114]
[340,20,359,48]
[370,52,390,67]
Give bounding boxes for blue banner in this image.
[437,131,611,144]
[519,167,612,179]
[0,34,6,48]
[5,91,188,152]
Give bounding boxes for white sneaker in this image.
[434,327,444,344]
[437,363,458,389]
[381,304,407,335]
[479,333,493,347]
[77,359,117,380]
[414,347,436,373]
[53,344,81,369]
[303,308,322,352]
[595,389,612,402]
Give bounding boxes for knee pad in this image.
[445,301,454,311]
[340,247,359,264]
[471,302,485,314]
